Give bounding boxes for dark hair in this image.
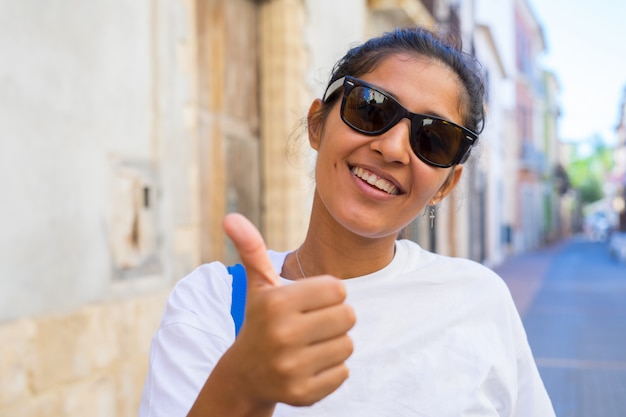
[321,27,485,136]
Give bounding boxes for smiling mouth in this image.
[350,166,401,195]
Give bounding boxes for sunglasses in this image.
[322,76,478,168]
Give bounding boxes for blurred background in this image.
[1,0,625,416]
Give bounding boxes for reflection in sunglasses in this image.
[325,76,478,168]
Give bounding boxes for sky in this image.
[527,0,626,147]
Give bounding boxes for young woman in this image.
[139,27,555,417]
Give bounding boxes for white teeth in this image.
[351,166,400,195]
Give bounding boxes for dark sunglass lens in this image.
[412,120,463,166]
[344,86,396,134]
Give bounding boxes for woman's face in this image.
[308,53,466,240]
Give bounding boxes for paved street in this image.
[494,237,626,417]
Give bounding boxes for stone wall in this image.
[0,291,168,417]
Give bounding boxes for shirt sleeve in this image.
[138,262,236,417]
[506,295,556,417]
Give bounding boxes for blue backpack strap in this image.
[227,263,247,336]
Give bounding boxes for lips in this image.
[350,166,402,195]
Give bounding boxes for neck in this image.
[297,192,398,279]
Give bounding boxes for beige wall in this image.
[0,0,213,319]
[1,0,200,414]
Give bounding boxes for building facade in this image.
[512,0,548,252]
[613,88,626,231]
[0,1,562,415]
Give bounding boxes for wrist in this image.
[188,348,276,417]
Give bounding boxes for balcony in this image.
[520,141,547,175]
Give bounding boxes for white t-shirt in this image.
[139,239,555,417]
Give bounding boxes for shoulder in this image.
[140,263,236,416]
[396,239,512,298]
[395,240,527,340]
[160,250,290,330]
[160,261,233,330]
[397,239,502,278]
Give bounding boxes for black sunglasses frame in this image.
[323,76,478,168]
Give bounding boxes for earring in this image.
[429,206,436,228]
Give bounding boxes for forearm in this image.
[187,348,276,417]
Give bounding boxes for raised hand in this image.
[188,214,355,417]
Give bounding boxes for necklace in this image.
[295,246,306,279]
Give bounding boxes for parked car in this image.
[584,211,613,241]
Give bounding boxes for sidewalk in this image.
[492,241,565,317]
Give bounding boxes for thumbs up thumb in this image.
[222,213,281,288]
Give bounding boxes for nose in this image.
[369,118,412,165]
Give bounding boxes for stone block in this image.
[61,374,116,417]
[84,304,123,370]
[131,290,170,352]
[30,312,94,392]
[114,360,150,417]
[0,318,36,407]
[0,390,62,417]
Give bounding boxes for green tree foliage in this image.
[565,137,614,205]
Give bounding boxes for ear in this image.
[431,165,463,204]
[307,98,324,151]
